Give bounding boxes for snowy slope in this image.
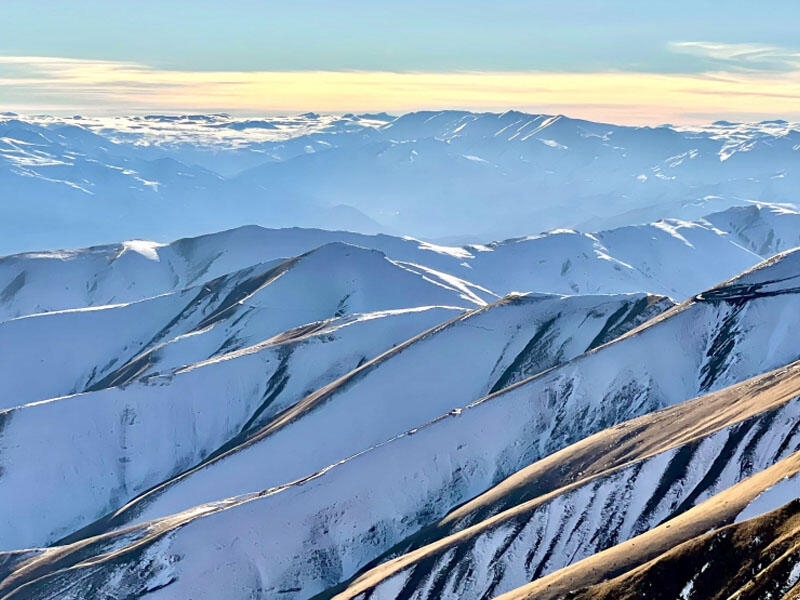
[87,248,800,597]
[0,307,460,550]
[0,243,483,409]
[703,202,800,257]
[331,362,800,600]
[0,292,668,551]
[0,228,486,322]
[2,324,799,600]
[96,293,668,529]
[3,250,800,598]
[11,458,796,600]
[0,210,769,324]
[465,218,760,299]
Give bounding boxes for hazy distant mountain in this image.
[2,111,798,254]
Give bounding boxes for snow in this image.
[1,227,798,563]
[735,472,800,523]
[0,303,461,550]
[121,240,163,261]
[0,209,773,325]
[788,560,800,590]
[4,246,798,596]
[105,293,667,537]
[0,242,479,410]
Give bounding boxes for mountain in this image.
[330,362,800,600]
[0,242,486,408]
[703,202,800,257]
[0,290,669,552]
[1,205,782,324]
[1,109,800,600]
[1,112,798,254]
[0,227,488,321]
[1,234,799,599]
[98,292,669,531]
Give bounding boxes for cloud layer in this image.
[2,49,800,124]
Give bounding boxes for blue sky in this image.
[4,0,798,72]
[2,1,800,123]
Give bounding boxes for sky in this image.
[1,0,800,124]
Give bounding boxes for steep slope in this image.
[83,247,800,596]
[0,229,487,322]
[0,304,460,551]
[100,293,669,533]
[703,202,800,257]
[3,249,798,597]
[0,242,483,408]
[493,455,800,600]
[0,291,669,552]
[1,339,799,600]
[558,499,800,600]
[327,361,800,599]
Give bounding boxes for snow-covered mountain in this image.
[1,107,800,599]
[331,362,800,600]
[5,202,793,324]
[0,242,493,408]
[0,217,799,599]
[2,111,799,254]
[703,202,800,257]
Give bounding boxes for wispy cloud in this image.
[669,41,800,72]
[2,55,800,124]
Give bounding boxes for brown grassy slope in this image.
[494,451,800,600]
[562,498,800,600]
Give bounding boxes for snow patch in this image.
[121,240,164,261]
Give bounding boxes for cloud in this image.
[2,55,800,124]
[669,41,800,72]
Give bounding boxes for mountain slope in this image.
[0,242,483,408]
[493,451,800,600]
[703,202,800,257]
[2,250,800,598]
[0,290,668,552]
[0,303,467,552]
[0,209,770,324]
[327,360,800,599]
[1,318,798,600]
[95,292,667,534]
[558,499,800,600]
[0,231,490,322]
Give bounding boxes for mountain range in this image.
[2,108,800,599]
[1,194,800,599]
[2,111,799,254]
